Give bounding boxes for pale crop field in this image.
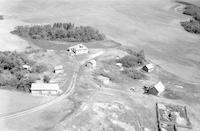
[1,0,200,83]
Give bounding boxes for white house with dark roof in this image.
[67,44,89,55]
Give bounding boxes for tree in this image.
[43,75,50,83]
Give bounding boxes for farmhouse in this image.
[143,63,154,72]
[147,81,165,96]
[31,83,60,96]
[67,44,89,55]
[54,65,64,74]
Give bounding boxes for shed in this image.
[54,65,64,74]
[22,64,31,70]
[54,65,63,70]
[147,81,165,96]
[31,83,60,96]
[97,75,110,85]
[143,63,154,72]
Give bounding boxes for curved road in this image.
[0,57,80,120]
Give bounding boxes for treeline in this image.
[0,51,47,92]
[178,1,200,34]
[11,22,106,42]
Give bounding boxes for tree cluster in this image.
[11,22,106,42]
[117,49,146,68]
[116,49,146,79]
[0,51,47,92]
[179,2,200,34]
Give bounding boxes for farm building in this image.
[116,63,124,71]
[67,44,89,55]
[54,65,64,74]
[31,83,60,96]
[85,59,96,68]
[97,75,110,85]
[142,63,154,72]
[147,81,165,96]
[22,64,31,70]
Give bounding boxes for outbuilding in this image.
[67,44,89,55]
[22,64,31,70]
[143,63,154,72]
[147,81,165,96]
[31,83,60,96]
[54,65,64,74]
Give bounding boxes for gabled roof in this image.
[145,63,154,69]
[31,83,59,91]
[23,64,30,69]
[55,65,63,70]
[153,81,165,94]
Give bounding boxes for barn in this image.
[147,81,165,96]
[31,83,60,96]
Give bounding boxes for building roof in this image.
[145,63,154,69]
[31,83,59,91]
[153,81,165,94]
[55,65,63,70]
[70,44,88,50]
[22,64,30,69]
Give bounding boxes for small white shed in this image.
[54,65,64,74]
[143,63,154,72]
[23,64,31,70]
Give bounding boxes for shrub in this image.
[117,50,146,68]
[122,68,145,80]
[31,64,47,73]
[43,75,50,83]
[181,20,200,34]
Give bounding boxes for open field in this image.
[0,0,200,83]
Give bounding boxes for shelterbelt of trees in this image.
[11,22,106,42]
[0,51,47,92]
[116,49,146,80]
[177,1,200,34]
